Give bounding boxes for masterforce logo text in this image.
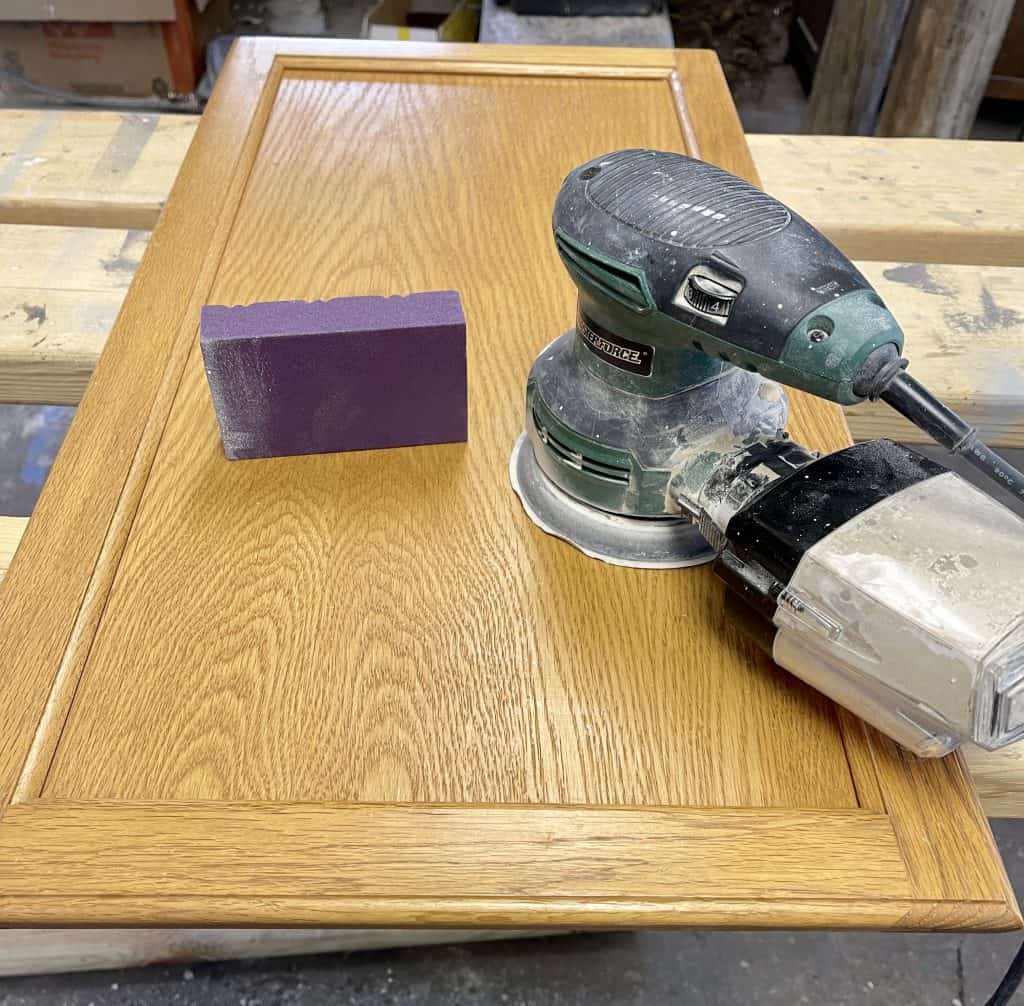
[580,323,643,365]
[577,312,654,377]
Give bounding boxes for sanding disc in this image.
[509,433,716,569]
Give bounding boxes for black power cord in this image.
[880,370,1024,505]
[853,344,1024,504]
[985,939,1024,1006]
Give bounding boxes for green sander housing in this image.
[521,149,914,549]
[552,148,903,405]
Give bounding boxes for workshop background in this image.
[1,1,1023,1004]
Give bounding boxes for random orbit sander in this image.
[510,149,1024,758]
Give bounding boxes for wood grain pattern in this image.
[749,134,1024,266]
[42,65,856,810]
[0,804,911,901]
[4,117,1023,444]
[3,109,1019,268]
[6,801,1010,930]
[0,40,1016,931]
[1,895,1013,931]
[0,37,282,812]
[863,734,1013,904]
[4,112,1019,270]
[7,506,1024,817]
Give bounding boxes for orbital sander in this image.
[511,148,1024,758]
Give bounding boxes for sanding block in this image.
[200,291,467,460]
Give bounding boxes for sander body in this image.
[512,149,1024,757]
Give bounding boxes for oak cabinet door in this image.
[0,40,1017,931]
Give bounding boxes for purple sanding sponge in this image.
[200,291,467,461]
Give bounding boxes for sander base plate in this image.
[509,433,715,569]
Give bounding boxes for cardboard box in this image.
[364,0,478,42]
[1,2,182,19]
[0,0,226,98]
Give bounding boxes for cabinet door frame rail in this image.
[0,40,1016,931]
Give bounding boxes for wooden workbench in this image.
[0,39,1019,942]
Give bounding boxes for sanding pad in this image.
[510,433,715,569]
[200,291,467,460]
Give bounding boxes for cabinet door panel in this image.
[0,40,1016,932]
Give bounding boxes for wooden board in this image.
[0,224,145,404]
[0,928,538,978]
[857,261,1024,448]
[877,0,1017,139]
[0,110,196,230]
[967,746,1024,820]
[0,517,27,583]
[0,39,1016,931]
[749,134,1024,267]
[803,0,911,135]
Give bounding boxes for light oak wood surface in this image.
[40,65,854,810]
[0,492,1017,821]
[0,40,1017,931]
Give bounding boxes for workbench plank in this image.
[0,224,146,404]
[0,929,533,979]
[0,110,197,230]
[0,40,1015,931]
[967,746,1024,820]
[749,135,1024,267]
[0,517,27,583]
[857,260,1024,448]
